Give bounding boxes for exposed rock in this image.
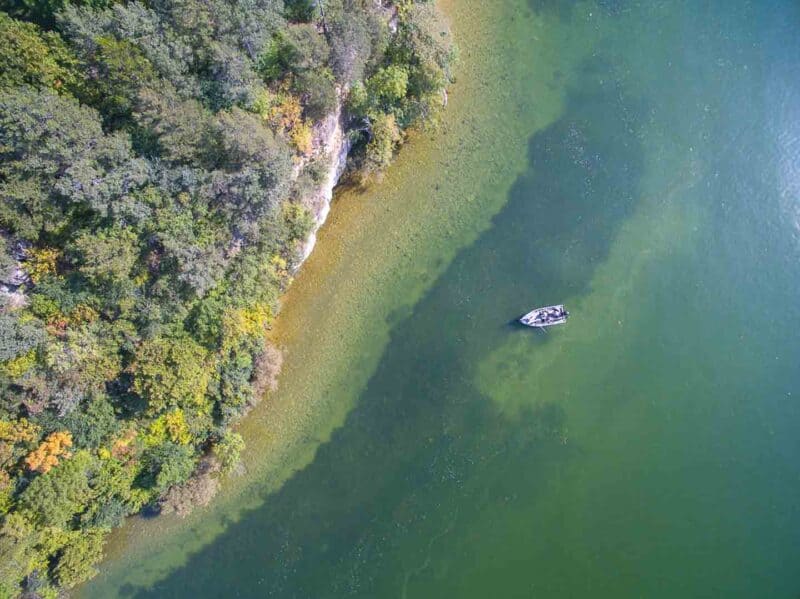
[296,89,352,264]
[0,232,30,310]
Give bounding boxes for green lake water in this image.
[81,0,800,597]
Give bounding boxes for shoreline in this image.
[77,1,561,594]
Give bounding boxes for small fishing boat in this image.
[519,304,569,328]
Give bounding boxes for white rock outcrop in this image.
[297,92,352,265]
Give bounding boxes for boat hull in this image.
[519,304,569,328]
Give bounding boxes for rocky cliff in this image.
[297,91,352,264]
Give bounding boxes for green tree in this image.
[364,112,401,176]
[73,227,139,287]
[58,395,119,450]
[132,333,212,415]
[139,442,195,494]
[212,107,292,171]
[0,314,44,363]
[282,202,314,242]
[18,451,92,528]
[293,69,337,121]
[0,87,147,236]
[214,431,244,473]
[328,8,384,84]
[83,457,138,527]
[366,65,409,111]
[133,87,216,166]
[284,0,315,22]
[0,512,41,595]
[217,350,255,421]
[77,36,159,123]
[257,24,329,81]
[0,0,112,27]
[0,12,78,92]
[52,528,105,588]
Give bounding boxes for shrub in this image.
[365,112,401,177]
[160,457,220,517]
[251,342,284,399]
[214,431,244,473]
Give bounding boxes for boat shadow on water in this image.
[505,318,554,341]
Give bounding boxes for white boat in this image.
[519,304,569,328]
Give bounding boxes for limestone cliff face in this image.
[297,91,352,265]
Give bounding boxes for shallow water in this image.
[81,1,800,597]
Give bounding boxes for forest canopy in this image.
[0,0,454,595]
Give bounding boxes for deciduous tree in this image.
[132,333,212,415]
[24,431,72,474]
[19,450,91,527]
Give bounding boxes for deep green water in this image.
[83,1,800,597]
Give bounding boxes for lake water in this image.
[81,0,800,597]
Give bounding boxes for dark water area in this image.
[84,1,800,597]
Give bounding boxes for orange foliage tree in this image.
[24,431,72,473]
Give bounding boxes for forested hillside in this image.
[0,0,454,594]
